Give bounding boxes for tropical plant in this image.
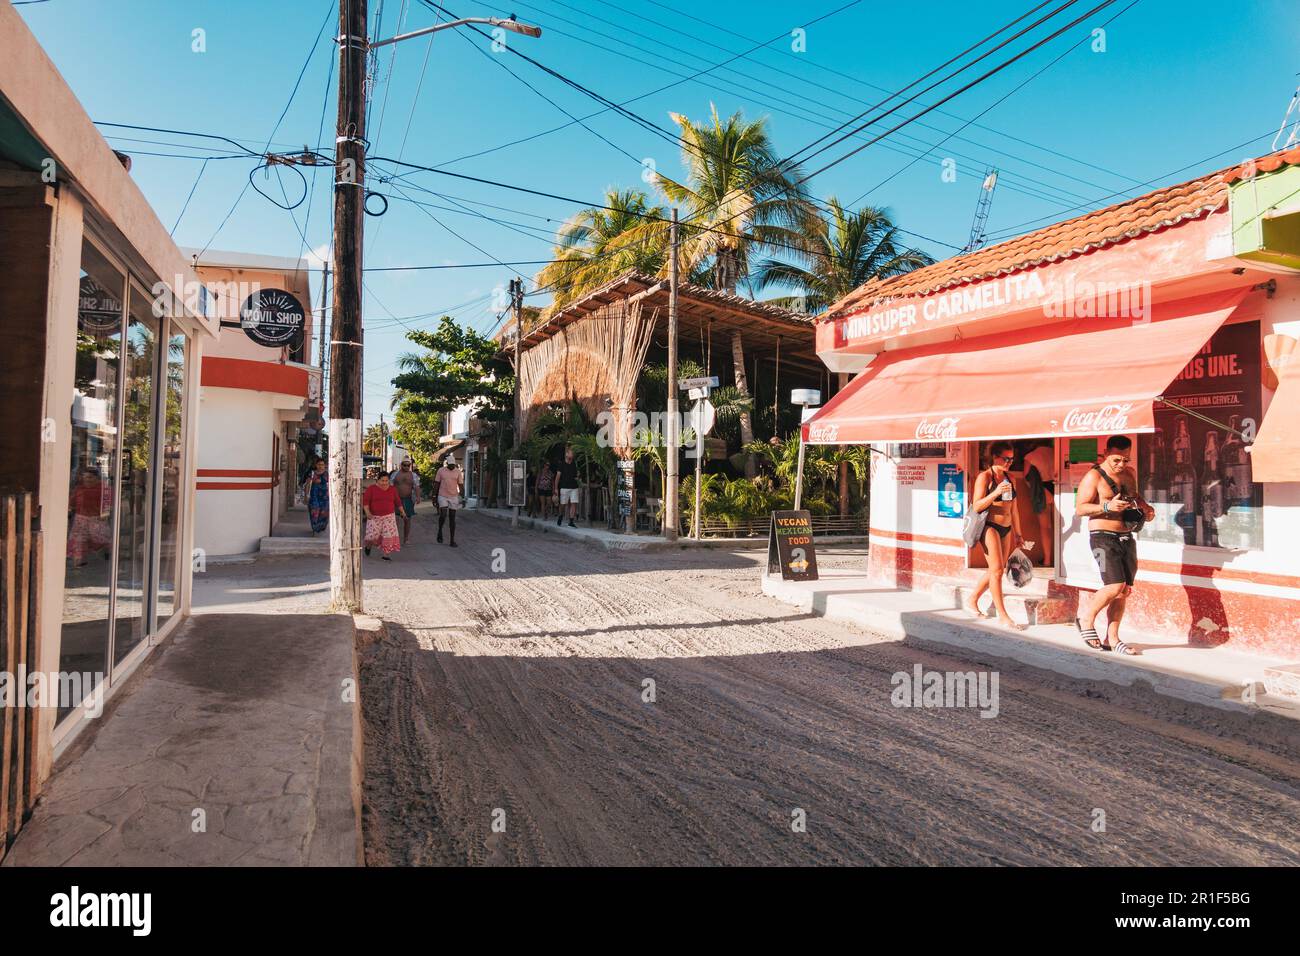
[390,316,514,425]
[654,107,817,469]
[753,198,933,314]
[678,471,725,533]
[654,107,814,293]
[534,188,668,316]
[630,422,698,509]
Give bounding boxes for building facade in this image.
[188,251,321,556]
[0,3,216,796]
[806,150,1300,659]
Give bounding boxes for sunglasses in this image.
[996,455,1015,464]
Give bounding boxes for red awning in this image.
[803,288,1249,445]
[1250,360,1300,482]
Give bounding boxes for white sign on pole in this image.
[690,399,717,437]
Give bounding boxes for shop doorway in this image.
[59,236,191,722]
[965,439,1059,572]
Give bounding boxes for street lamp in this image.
[371,13,542,49]
[327,2,542,610]
[790,389,821,511]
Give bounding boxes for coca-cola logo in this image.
[1062,403,1132,433]
[915,417,959,441]
[808,423,839,443]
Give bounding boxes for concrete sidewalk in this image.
[763,569,1300,720]
[475,506,869,551]
[4,577,361,866]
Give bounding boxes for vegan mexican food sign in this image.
[767,510,819,581]
[239,288,305,348]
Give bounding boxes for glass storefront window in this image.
[59,239,123,715]
[1141,320,1264,551]
[155,329,187,626]
[113,282,158,668]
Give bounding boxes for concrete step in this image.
[259,535,329,555]
[929,578,1071,628]
[763,569,1300,720]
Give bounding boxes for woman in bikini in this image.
[965,441,1026,631]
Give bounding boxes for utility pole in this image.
[664,209,679,541]
[317,262,329,457]
[328,0,367,611]
[317,263,329,379]
[510,276,523,528]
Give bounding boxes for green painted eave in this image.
[0,93,48,172]
[1230,164,1300,270]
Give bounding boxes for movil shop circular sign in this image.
[239,288,305,348]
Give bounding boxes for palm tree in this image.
[534,188,668,315]
[653,107,816,474]
[753,197,933,315]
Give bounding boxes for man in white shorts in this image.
[553,445,580,528]
[434,455,463,547]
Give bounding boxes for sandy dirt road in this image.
[357,509,1300,866]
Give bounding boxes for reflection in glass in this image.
[59,240,122,716]
[114,285,156,667]
[156,330,186,625]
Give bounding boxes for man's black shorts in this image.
[1090,530,1137,586]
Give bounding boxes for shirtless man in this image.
[390,458,420,544]
[1074,435,1155,655]
[965,441,1026,631]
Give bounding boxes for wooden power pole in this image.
[328,0,367,611]
[664,208,679,541]
[510,277,523,528]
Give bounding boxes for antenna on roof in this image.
[962,169,999,254]
[1272,86,1300,151]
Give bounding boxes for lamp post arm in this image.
[371,16,539,48]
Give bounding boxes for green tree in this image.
[390,316,514,478]
[653,107,815,471]
[534,188,668,316]
[391,316,514,421]
[753,198,932,314]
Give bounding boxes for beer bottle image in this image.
[1222,414,1254,548]
[1173,415,1193,461]
[1201,432,1224,547]
[1142,429,1170,538]
[1222,414,1252,508]
[1169,446,1198,545]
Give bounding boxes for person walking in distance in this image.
[434,455,463,547]
[964,442,1027,631]
[362,471,403,560]
[553,445,580,528]
[1074,435,1154,655]
[390,457,420,544]
[535,460,554,520]
[303,457,329,535]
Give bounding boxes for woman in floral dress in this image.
[303,458,329,534]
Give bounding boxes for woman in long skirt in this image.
[362,471,403,560]
[304,458,329,534]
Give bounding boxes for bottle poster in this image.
[1146,320,1262,550]
[937,463,964,518]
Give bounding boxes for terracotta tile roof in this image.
[824,146,1300,319]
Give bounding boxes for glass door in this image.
[112,281,159,669]
[59,238,124,717]
[155,327,187,627]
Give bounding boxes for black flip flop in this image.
[1075,617,1103,650]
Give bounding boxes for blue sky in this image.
[20,0,1300,424]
